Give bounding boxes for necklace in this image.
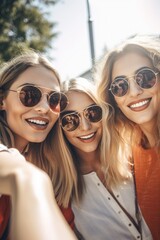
[132,163,143,239]
[107,167,143,239]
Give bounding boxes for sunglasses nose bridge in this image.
[128,77,143,96]
[34,92,51,112]
[79,111,91,130]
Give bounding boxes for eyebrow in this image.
[114,66,153,80]
[60,110,77,118]
[18,83,35,87]
[17,83,58,93]
[60,104,96,117]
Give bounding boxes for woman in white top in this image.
[54,77,152,240]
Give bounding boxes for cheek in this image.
[3,102,20,122]
[155,81,160,97]
[49,114,59,128]
[114,97,125,109]
[99,124,103,134]
[64,131,73,140]
[2,94,21,112]
[4,108,22,132]
[63,131,75,145]
[96,123,103,139]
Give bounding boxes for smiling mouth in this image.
[78,132,95,140]
[26,118,50,131]
[128,98,151,110]
[26,119,48,126]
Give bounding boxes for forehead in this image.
[65,91,95,111]
[112,52,152,80]
[11,65,60,91]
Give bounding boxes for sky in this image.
[49,0,160,80]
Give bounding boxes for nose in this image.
[79,115,91,131]
[34,94,50,113]
[128,78,143,97]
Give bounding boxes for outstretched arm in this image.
[0,146,77,240]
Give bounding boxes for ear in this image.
[0,88,7,111]
[0,98,6,111]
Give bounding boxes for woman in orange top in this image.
[96,34,160,239]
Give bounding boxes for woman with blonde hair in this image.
[54,77,152,240]
[96,34,160,239]
[0,50,78,239]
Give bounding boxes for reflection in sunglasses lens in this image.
[62,114,79,131]
[49,93,60,112]
[110,69,157,97]
[61,105,102,132]
[19,86,41,106]
[136,69,156,89]
[111,79,128,97]
[60,94,69,111]
[85,106,102,122]
[18,86,68,113]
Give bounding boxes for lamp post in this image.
[86,0,95,66]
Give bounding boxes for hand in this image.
[0,148,26,195]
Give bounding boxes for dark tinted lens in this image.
[49,92,61,112]
[60,93,69,111]
[19,86,41,106]
[111,79,128,97]
[85,105,102,122]
[49,92,68,113]
[61,113,79,131]
[136,69,156,89]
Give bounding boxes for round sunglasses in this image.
[60,105,102,132]
[109,68,159,97]
[8,85,69,113]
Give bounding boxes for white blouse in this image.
[0,144,9,152]
[72,172,152,240]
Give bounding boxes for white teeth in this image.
[79,133,95,140]
[130,99,149,108]
[28,119,47,125]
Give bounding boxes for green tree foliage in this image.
[0,0,59,63]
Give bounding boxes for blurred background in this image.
[0,0,159,80]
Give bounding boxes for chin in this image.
[29,136,48,143]
[83,147,98,153]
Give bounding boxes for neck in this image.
[140,127,157,148]
[15,141,28,154]
[75,149,107,187]
[75,149,101,174]
[139,120,158,148]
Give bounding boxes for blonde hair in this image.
[55,77,131,201]
[0,50,77,207]
[95,34,160,155]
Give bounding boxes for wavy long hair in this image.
[95,35,160,156]
[54,77,131,201]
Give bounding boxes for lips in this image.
[26,117,49,130]
[78,132,95,140]
[77,132,96,143]
[128,98,151,111]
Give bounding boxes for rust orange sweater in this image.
[133,146,160,240]
[0,195,10,239]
